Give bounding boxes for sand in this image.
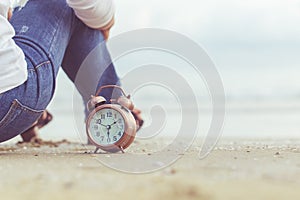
[0,138,299,200]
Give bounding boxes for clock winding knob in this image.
[117,96,134,111]
[87,96,106,111]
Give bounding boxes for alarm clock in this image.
[86,85,137,153]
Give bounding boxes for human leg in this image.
[61,21,121,106]
[0,0,76,142]
[61,20,144,129]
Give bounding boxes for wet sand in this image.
[0,138,299,200]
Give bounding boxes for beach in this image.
[2,0,299,199]
[0,138,299,200]
[1,69,299,200]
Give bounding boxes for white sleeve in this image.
[0,1,9,18]
[66,0,115,29]
[0,1,27,94]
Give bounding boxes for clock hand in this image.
[107,129,111,142]
[109,121,117,126]
[99,123,107,127]
[96,119,107,127]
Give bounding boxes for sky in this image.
[112,0,300,66]
[113,0,300,50]
[109,0,300,100]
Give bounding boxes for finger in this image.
[7,8,13,20]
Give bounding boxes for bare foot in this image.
[20,111,53,142]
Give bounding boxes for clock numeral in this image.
[118,132,122,137]
[100,136,104,141]
[107,137,111,143]
[96,119,101,124]
[107,112,112,118]
[93,125,98,130]
[114,114,117,119]
[101,114,105,119]
[96,132,100,137]
[113,136,117,141]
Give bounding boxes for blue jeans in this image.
[0,0,120,142]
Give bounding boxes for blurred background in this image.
[12,0,300,142]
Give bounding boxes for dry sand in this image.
[0,138,299,200]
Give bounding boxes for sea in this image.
[38,56,300,143]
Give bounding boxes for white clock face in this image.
[89,108,125,146]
